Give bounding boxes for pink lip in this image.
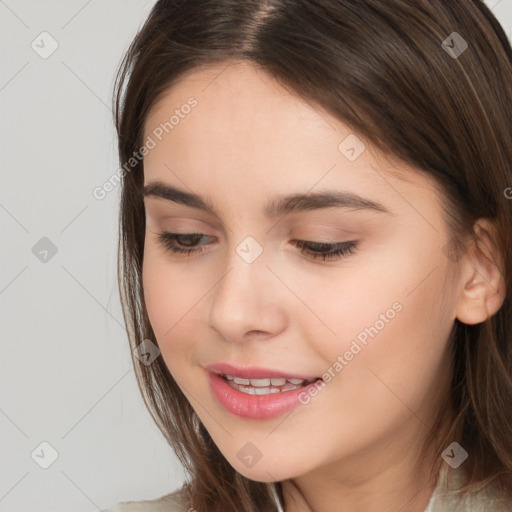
[204,362,318,380]
[205,364,322,420]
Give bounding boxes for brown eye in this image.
[291,240,358,261]
[157,232,214,254]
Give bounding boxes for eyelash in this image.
[156,232,358,261]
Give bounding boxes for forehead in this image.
[146,61,306,119]
[143,60,338,150]
[142,60,443,215]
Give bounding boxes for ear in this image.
[455,218,506,325]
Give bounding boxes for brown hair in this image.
[112,1,512,509]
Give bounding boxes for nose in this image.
[208,246,288,344]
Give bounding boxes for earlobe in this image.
[455,219,506,325]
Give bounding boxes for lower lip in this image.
[207,372,321,420]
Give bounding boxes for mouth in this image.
[205,363,324,419]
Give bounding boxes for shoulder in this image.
[432,485,512,512]
[429,466,512,512]
[102,489,191,512]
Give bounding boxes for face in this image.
[141,60,460,485]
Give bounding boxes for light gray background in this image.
[0,1,511,511]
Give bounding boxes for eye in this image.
[291,239,358,261]
[156,232,358,261]
[157,232,214,255]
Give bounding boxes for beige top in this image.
[103,491,189,512]
[103,466,512,511]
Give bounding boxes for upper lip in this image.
[204,362,320,381]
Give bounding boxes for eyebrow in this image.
[143,181,391,217]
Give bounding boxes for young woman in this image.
[104,1,512,510]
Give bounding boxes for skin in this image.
[140,60,505,512]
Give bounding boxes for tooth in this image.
[270,387,281,393]
[270,378,287,386]
[287,378,305,385]
[250,378,271,387]
[254,387,271,395]
[281,382,302,391]
[240,385,256,395]
[233,377,251,385]
[224,374,234,380]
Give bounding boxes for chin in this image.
[234,465,287,483]
[228,457,304,483]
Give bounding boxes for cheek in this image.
[141,250,204,372]
[303,240,453,413]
